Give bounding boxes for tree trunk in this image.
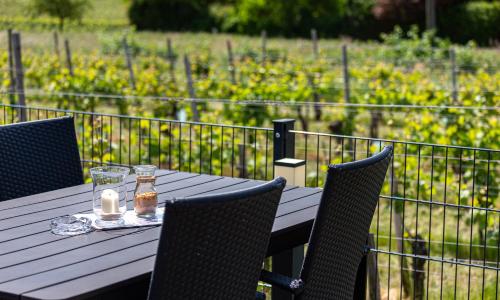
[296,106,309,132]
[411,233,428,300]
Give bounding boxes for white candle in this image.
[101,189,120,214]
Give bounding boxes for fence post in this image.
[166,38,176,82]
[342,44,350,103]
[261,30,267,65]
[183,55,200,122]
[64,39,73,76]
[226,40,236,84]
[271,119,303,300]
[311,28,318,59]
[273,119,295,162]
[450,48,458,102]
[123,37,136,90]
[12,32,26,121]
[53,31,60,58]
[7,29,15,104]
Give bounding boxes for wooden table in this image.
[0,170,330,300]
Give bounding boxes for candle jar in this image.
[133,165,158,219]
[90,166,129,227]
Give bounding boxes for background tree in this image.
[29,0,91,31]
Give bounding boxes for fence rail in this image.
[1,103,499,299]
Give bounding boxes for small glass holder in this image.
[90,166,129,227]
[50,215,92,235]
[133,165,158,219]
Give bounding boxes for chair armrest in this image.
[259,269,304,295]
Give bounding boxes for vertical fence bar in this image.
[342,44,350,103]
[183,55,200,122]
[11,32,26,121]
[7,29,15,104]
[123,37,136,90]
[64,39,73,76]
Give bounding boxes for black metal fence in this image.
[1,103,499,299]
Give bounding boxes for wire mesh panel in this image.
[0,104,274,183]
[291,129,500,299]
[2,103,500,298]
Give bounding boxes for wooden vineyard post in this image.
[342,44,350,103]
[261,30,267,65]
[311,29,318,59]
[53,31,60,58]
[123,37,136,90]
[64,39,73,76]
[183,55,200,122]
[7,29,15,104]
[226,40,236,84]
[167,38,176,82]
[450,48,458,102]
[12,32,26,121]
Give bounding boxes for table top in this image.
[0,170,322,300]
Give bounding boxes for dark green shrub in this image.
[218,0,348,37]
[128,0,214,31]
[439,1,500,45]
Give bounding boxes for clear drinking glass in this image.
[133,165,158,219]
[90,166,130,227]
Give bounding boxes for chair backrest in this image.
[0,117,84,201]
[148,177,286,300]
[298,146,393,300]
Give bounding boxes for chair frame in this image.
[260,146,393,299]
[147,177,287,300]
[0,116,83,201]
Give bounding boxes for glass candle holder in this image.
[133,165,158,219]
[90,166,129,227]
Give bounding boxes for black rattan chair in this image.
[0,116,84,201]
[260,146,393,300]
[147,177,287,300]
